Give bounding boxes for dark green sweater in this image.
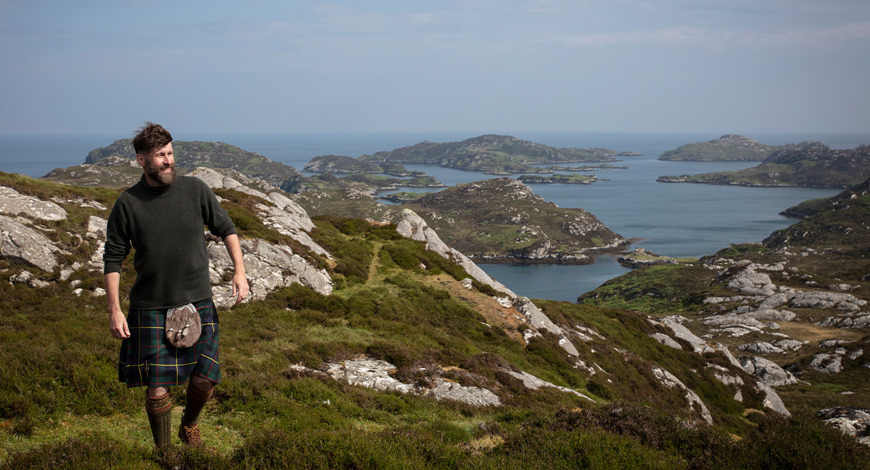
[104,175,237,309]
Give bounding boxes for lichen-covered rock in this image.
[0,186,67,221]
[0,215,60,272]
[739,356,799,386]
[207,237,332,308]
[652,366,713,424]
[737,342,784,355]
[512,297,580,356]
[817,407,870,446]
[321,358,501,406]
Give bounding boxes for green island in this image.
[517,174,597,184]
[359,134,625,175]
[658,143,870,188]
[379,191,427,203]
[657,134,822,161]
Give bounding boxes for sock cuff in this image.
[145,392,173,416]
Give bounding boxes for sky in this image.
[1,0,869,136]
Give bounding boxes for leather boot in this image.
[178,382,213,445]
[145,391,172,447]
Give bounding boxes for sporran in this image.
[165,303,201,348]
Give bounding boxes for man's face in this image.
[138,143,177,186]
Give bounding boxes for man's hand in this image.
[232,270,250,304]
[223,234,249,305]
[105,272,129,339]
[110,309,130,339]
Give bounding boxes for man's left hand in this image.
[232,271,250,304]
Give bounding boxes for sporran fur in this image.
[165,303,201,349]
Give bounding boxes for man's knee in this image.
[147,386,169,397]
[190,374,215,392]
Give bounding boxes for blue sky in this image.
[2,0,869,135]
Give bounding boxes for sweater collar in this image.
[137,174,175,193]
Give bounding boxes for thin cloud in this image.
[545,21,870,51]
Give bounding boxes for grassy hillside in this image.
[1,172,868,468]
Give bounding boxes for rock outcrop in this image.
[0,215,62,272]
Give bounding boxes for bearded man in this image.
[104,122,249,447]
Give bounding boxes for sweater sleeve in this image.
[197,179,237,239]
[103,197,132,274]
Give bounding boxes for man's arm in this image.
[105,272,130,339]
[223,233,249,304]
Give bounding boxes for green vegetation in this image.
[2,171,869,468]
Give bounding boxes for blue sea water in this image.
[1,131,866,301]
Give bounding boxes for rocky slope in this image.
[657,143,870,188]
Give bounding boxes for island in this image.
[359,134,628,175]
[657,143,870,189]
[657,134,822,161]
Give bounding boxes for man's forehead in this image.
[146,142,173,156]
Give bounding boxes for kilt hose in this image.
[119,298,221,388]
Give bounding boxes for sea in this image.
[2,131,867,302]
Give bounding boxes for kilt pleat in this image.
[118,298,220,388]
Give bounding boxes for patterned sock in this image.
[145,391,172,447]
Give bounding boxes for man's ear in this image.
[136,153,146,167]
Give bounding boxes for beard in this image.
[144,159,177,186]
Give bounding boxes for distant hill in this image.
[658,134,820,161]
[657,144,870,188]
[70,138,303,188]
[361,134,620,174]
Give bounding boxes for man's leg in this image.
[145,386,171,447]
[178,375,215,445]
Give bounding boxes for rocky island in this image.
[657,143,870,189]
[359,134,626,175]
[657,134,821,161]
[402,177,628,263]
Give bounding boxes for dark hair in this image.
[132,122,173,155]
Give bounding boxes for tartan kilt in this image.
[118,298,221,388]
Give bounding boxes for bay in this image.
[1,131,866,302]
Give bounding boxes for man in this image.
[104,122,249,447]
